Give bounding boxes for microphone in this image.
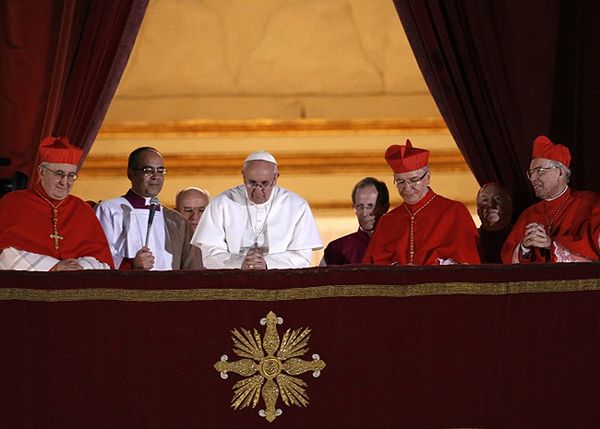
[144,197,160,247]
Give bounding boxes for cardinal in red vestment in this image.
[502,135,599,263]
[0,137,113,271]
[363,140,480,266]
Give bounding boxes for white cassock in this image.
[95,197,173,270]
[191,185,322,269]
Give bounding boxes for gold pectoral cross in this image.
[34,189,67,251]
[50,232,64,249]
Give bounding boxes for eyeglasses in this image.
[245,178,275,190]
[42,165,78,182]
[393,170,428,187]
[527,166,559,179]
[354,203,376,213]
[133,166,167,176]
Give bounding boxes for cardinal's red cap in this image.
[385,139,429,173]
[39,137,83,165]
[532,135,571,167]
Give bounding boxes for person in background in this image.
[96,147,202,270]
[363,139,480,265]
[0,137,113,270]
[192,150,322,270]
[476,182,513,263]
[175,187,210,230]
[502,135,599,263]
[322,177,389,265]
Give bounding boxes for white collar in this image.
[544,185,568,201]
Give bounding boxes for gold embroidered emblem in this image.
[214,311,326,423]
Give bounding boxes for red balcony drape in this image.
[0,0,148,183]
[1,264,599,428]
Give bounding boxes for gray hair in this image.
[551,160,571,183]
[38,161,77,171]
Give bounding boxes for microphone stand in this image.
[144,197,160,247]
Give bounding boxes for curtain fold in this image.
[0,0,148,185]
[393,0,599,214]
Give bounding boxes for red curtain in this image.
[393,1,600,215]
[0,0,148,183]
[1,264,600,428]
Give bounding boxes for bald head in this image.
[476,183,512,231]
[175,187,210,229]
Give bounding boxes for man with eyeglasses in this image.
[0,137,113,270]
[322,177,389,265]
[363,139,480,265]
[502,135,599,263]
[175,187,210,230]
[95,147,202,270]
[191,150,322,269]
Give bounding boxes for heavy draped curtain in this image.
[393,1,600,214]
[0,0,148,183]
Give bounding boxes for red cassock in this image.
[501,188,599,263]
[0,185,114,267]
[363,189,480,265]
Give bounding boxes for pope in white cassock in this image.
[191,151,322,269]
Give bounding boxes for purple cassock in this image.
[323,229,370,265]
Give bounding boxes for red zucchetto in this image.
[532,135,571,168]
[385,139,430,173]
[39,136,83,165]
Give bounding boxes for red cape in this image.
[0,185,114,268]
[502,188,599,263]
[363,189,480,265]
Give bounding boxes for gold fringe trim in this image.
[0,279,599,302]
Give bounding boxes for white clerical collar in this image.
[544,185,568,201]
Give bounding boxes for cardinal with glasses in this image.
[191,150,322,269]
[95,147,201,270]
[502,136,599,263]
[363,139,480,266]
[0,137,113,270]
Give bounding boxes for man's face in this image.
[477,184,512,231]
[128,150,165,197]
[393,167,430,205]
[353,185,379,233]
[242,160,278,204]
[528,157,566,200]
[39,162,77,200]
[177,190,209,229]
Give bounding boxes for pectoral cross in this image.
[34,189,66,251]
[50,232,64,249]
[49,207,63,250]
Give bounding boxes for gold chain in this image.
[543,193,570,234]
[34,189,66,250]
[403,194,436,264]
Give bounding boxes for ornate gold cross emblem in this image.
[214,311,326,423]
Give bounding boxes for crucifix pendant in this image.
[49,232,64,249]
